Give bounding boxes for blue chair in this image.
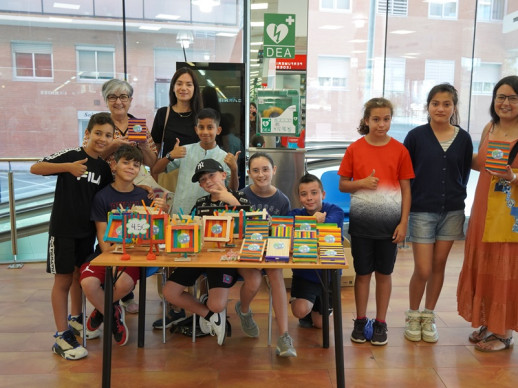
[320,169,350,222]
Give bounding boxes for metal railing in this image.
[0,157,41,268]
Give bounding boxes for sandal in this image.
[475,334,514,352]
[469,326,488,343]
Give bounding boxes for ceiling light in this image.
[177,31,194,48]
[251,3,268,9]
[155,14,181,20]
[192,0,221,13]
[53,2,80,10]
[139,25,161,31]
[390,30,415,35]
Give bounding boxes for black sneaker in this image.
[371,320,388,346]
[351,317,368,343]
[86,309,103,331]
[298,313,313,328]
[152,308,186,330]
[112,303,128,346]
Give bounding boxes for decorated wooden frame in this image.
[202,215,234,243]
[264,237,291,262]
[294,215,317,231]
[213,209,246,239]
[292,238,319,263]
[104,212,132,243]
[165,224,201,253]
[270,215,294,238]
[245,219,270,240]
[319,244,346,265]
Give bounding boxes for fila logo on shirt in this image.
[77,171,102,185]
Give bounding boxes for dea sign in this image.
[263,13,296,59]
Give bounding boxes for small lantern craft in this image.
[264,237,291,262]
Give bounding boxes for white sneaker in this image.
[404,310,422,342]
[208,309,227,346]
[52,329,88,360]
[421,311,438,343]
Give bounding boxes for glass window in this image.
[429,1,458,20]
[76,46,115,81]
[425,60,455,85]
[377,0,408,16]
[472,62,501,95]
[320,0,351,11]
[11,42,53,80]
[318,56,350,89]
[478,0,505,21]
[374,57,406,93]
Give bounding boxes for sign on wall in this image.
[263,13,296,59]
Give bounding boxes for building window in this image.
[377,0,408,16]
[374,57,406,93]
[472,62,501,94]
[428,1,458,20]
[318,56,350,89]
[424,59,455,88]
[320,0,351,11]
[76,46,115,81]
[478,0,505,22]
[11,42,53,80]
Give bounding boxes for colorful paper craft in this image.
[202,215,234,243]
[127,118,148,143]
[264,237,291,262]
[486,140,511,172]
[238,238,266,262]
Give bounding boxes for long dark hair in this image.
[426,83,459,126]
[490,75,518,124]
[169,67,202,113]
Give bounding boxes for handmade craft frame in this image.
[202,215,234,243]
[165,224,201,253]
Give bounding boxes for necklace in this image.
[176,110,192,118]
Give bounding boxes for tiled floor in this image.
[0,241,517,388]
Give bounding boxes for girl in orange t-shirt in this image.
[338,97,414,346]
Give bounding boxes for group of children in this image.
[33,84,470,361]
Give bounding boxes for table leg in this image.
[332,269,345,388]
[138,267,146,348]
[322,269,330,349]
[102,266,114,388]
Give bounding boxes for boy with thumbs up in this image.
[151,107,239,215]
[30,112,115,360]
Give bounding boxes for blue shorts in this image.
[350,236,397,275]
[408,210,465,244]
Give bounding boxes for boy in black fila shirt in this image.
[31,112,114,360]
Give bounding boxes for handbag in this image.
[482,142,518,242]
[155,106,179,192]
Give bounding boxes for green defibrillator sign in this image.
[263,13,296,59]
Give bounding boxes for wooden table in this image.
[91,246,350,388]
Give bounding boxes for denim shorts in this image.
[408,210,465,244]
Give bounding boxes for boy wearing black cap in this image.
[161,158,249,346]
[191,158,249,211]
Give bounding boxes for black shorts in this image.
[290,276,332,315]
[168,267,238,289]
[47,234,95,275]
[350,235,397,275]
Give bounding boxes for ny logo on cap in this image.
[196,161,204,170]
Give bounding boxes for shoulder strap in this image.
[158,106,171,158]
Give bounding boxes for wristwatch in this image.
[166,152,174,161]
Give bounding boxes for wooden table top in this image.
[91,243,350,269]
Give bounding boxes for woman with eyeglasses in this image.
[403,84,473,344]
[457,75,518,352]
[81,79,159,316]
[83,79,158,173]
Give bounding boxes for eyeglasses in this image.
[107,94,130,102]
[495,94,518,104]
